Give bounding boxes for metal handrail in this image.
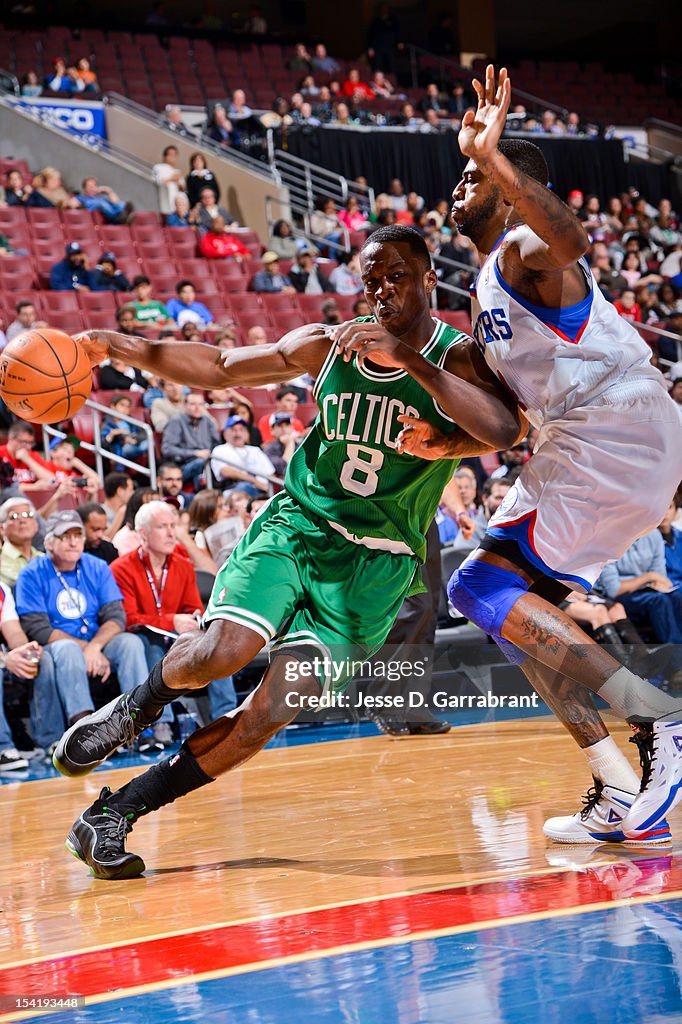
[43,400,157,482]
[406,44,569,118]
[205,452,283,494]
[0,67,19,96]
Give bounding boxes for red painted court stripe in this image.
[2,855,680,999]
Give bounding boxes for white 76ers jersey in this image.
[470,226,663,428]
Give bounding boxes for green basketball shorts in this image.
[204,492,421,691]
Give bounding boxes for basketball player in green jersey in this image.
[55,225,526,879]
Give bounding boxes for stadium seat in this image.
[45,311,86,333]
[39,292,81,313]
[260,292,299,313]
[225,292,263,312]
[78,292,117,313]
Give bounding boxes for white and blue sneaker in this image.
[622,714,682,840]
[543,777,672,847]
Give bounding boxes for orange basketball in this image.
[0,329,93,424]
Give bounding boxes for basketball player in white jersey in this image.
[392,66,682,845]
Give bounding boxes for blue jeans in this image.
[621,588,682,672]
[0,669,15,749]
[91,196,126,222]
[138,633,237,722]
[30,634,149,747]
[181,457,206,490]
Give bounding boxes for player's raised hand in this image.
[458,64,511,162]
[395,414,451,460]
[73,330,111,367]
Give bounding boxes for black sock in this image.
[108,742,215,819]
[132,659,191,722]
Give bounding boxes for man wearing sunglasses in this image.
[0,498,41,589]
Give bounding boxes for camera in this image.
[73,477,88,488]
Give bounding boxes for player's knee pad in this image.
[492,636,529,666]
[448,559,530,643]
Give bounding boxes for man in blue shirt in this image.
[15,510,148,747]
[659,499,682,588]
[166,281,215,327]
[49,242,92,291]
[75,176,133,224]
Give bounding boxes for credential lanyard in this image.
[139,550,168,614]
[52,563,90,636]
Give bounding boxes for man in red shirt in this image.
[199,216,251,262]
[111,500,236,745]
[614,288,643,324]
[0,423,54,493]
[257,387,306,444]
[341,68,375,101]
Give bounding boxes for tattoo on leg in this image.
[524,661,608,747]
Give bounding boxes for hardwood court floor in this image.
[2,715,682,1023]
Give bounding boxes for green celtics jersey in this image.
[285,318,466,563]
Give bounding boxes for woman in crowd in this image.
[268,219,300,260]
[186,152,220,209]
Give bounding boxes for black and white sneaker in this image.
[65,787,145,880]
[0,747,29,772]
[53,692,160,778]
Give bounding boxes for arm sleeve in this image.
[597,562,621,600]
[651,532,667,576]
[97,599,126,630]
[20,612,53,645]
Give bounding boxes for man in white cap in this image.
[14,510,148,752]
[210,416,276,496]
[252,252,296,294]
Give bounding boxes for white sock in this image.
[582,735,639,794]
[598,666,682,721]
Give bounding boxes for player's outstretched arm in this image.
[334,323,526,450]
[460,65,589,268]
[76,325,332,389]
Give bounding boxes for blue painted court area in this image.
[24,900,682,1024]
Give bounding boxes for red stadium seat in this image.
[27,208,61,228]
[296,294,328,320]
[0,269,36,292]
[271,311,303,335]
[176,259,207,279]
[225,291,263,312]
[260,292,299,313]
[78,292,117,313]
[438,311,472,334]
[39,292,81,313]
[45,311,86,333]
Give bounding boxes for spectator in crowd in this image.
[445,476,512,551]
[15,510,149,747]
[371,70,396,98]
[655,283,682,318]
[269,219,300,260]
[597,528,682,681]
[257,386,305,443]
[193,187,238,235]
[252,251,296,294]
[99,353,148,391]
[659,499,682,588]
[386,178,408,212]
[130,276,169,327]
[111,500,237,744]
[186,152,220,208]
[210,415,276,496]
[187,489,226,549]
[5,301,47,343]
[321,298,342,325]
[5,169,33,207]
[114,305,139,338]
[310,197,343,252]
[448,83,469,117]
[353,296,371,317]
[166,192,192,227]
[228,89,253,121]
[329,248,364,294]
[0,423,56,493]
[312,42,339,75]
[206,104,233,149]
[78,502,119,565]
[155,462,185,505]
[76,176,133,224]
[166,280,215,328]
[152,145,186,217]
[420,83,446,116]
[396,102,420,128]
[613,288,642,323]
[490,442,528,479]
[567,189,584,217]
[313,85,333,121]
[288,43,312,74]
[338,196,371,234]
[100,394,149,465]
[30,166,79,209]
[420,109,444,134]
[244,5,268,34]
[112,486,156,555]
[262,413,299,478]
[40,436,101,495]
[151,380,186,432]
[199,216,251,261]
[331,101,356,127]
[213,324,240,351]
[161,392,221,490]
[0,577,44,770]
[342,68,375,102]
[367,3,403,73]
[0,497,41,588]
[669,379,682,406]
[101,471,134,534]
[245,324,268,345]
[90,252,132,293]
[287,248,333,294]
[163,106,192,138]
[75,57,98,93]
[21,70,42,97]
[44,57,73,94]
[50,242,91,291]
